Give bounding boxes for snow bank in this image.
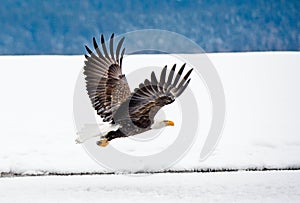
[0,171,299,202]
[0,52,299,174]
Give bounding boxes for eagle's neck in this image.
[150,120,165,129]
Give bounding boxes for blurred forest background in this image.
[0,0,298,54]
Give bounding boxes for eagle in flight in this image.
[76,34,193,147]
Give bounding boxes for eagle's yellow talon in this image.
[97,138,109,147]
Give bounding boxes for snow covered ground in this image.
[1,171,299,202]
[0,52,300,174]
[0,52,299,202]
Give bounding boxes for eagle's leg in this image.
[96,138,109,147]
[96,130,126,147]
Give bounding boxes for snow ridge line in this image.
[1,167,300,178]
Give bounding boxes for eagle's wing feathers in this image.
[84,34,131,123]
[129,64,192,127]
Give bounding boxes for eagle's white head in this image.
[151,120,174,129]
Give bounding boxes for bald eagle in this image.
[76,34,193,147]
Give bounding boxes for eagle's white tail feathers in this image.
[75,123,120,144]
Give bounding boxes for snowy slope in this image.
[1,171,300,202]
[0,52,299,174]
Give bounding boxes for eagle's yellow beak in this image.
[164,120,175,126]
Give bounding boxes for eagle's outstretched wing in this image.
[84,34,131,123]
[128,64,193,128]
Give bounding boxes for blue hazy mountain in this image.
[0,0,298,54]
